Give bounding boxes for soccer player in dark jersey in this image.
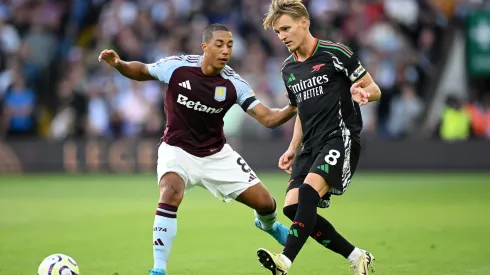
[98,24,296,275]
[256,1,382,275]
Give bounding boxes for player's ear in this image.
[201,43,206,53]
[301,17,309,30]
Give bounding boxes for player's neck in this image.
[295,34,317,62]
[201,56,221,76]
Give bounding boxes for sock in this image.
[311,215,356,258]
[279,253,292,269]
[153,203,178,270]
[254,197,277,231]
[347,247,364,262]
[282,184,320,262]
[283,204,356,259]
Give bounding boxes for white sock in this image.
[348,247,363,262]
[254,210,278,230]
[254,200,278,231]
[153,203,178,270]
[254,210,277,230]
[279,253,292,269]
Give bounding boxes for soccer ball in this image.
[38,254,79,275]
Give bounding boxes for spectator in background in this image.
[86,82,110,138]
[360,102,378,138]
[417,27,436,76]
[0,0,454,141]
[20,3,58,95]
[0,10,21,56]
[0,56,18,139]
[116,81,152,138]
[386,83,423,138]
[50,79,88,140]
[3,73,36,138]
[141,106,164,138]
[437,95,471,141]
[466,92,490,139]
[0,82,3,137]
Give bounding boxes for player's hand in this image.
[98,49,121,67]
[350,81,370,106]
[278,149,296,174]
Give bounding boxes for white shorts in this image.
[156,142,261,202]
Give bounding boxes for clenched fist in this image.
[98,49,121,67]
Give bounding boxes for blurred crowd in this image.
[0,0,488,142]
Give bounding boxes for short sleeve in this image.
[148,55,186,83]
[228,73,260,112]
[345,57,367,82]
[323,42,367,82]
[286,85,297,106]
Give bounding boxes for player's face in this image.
[202,31,233,70]
[273,14,308,53]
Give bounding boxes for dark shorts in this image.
[286,136,361,198]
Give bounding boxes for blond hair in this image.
[263,0,309,30]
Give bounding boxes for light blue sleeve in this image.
[148,55,186,83]
[227,73,260,111]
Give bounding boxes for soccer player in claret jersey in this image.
[256,1,382,275]
[98,24,297,275]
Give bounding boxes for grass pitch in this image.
[1,172,489,275]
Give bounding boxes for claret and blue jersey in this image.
[148,55,259,157]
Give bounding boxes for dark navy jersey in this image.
[149,55,259,157]
[282,39,367,147]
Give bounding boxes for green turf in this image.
[1,173,490,275]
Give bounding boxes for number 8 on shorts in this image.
[310,136,355,195]
[324,149,341,165]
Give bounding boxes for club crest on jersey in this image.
[311,63,325,72]
[167,160,176,168]
[214,86,226,102]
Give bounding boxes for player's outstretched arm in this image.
[246,103,297,128]
[98,49,155,81]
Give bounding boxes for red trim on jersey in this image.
[294,38,319,61]
[319,41,353,55]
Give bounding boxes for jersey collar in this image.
[293,38,319,62]
[198,55,203,66]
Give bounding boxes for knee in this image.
[299,183,320,199]
[159,172,185,203]
[283,204,298,221]
[298,183,312,193]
